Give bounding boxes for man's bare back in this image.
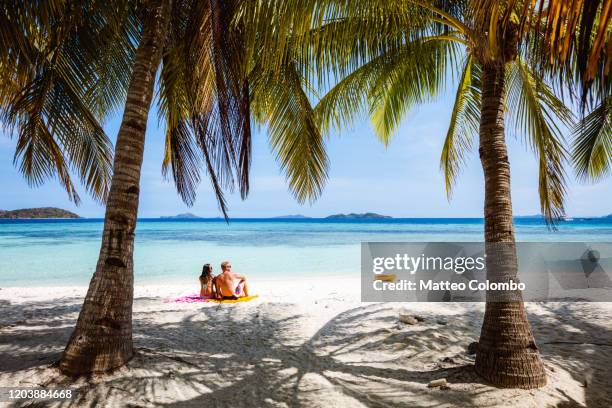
[214,261,249,298]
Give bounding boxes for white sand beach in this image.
[1,277,611,407]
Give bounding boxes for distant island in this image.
[273,214,311,219]
[160,213,201,219]
[0,207,80,219]
[326,212,392,219]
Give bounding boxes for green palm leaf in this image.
[159,44,203,208]
[572,98,612,182]
[157,0,253,218]
[505,57,574,224]
[440,55,481,197]
[314,53,389,135]
[315,39,454,144]
[251,61,328,204]
[3,55,114,204]
[0,0,138,203]
[369,39,453,144]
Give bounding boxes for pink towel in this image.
[165,294,210,303]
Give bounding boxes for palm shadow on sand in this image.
[0,298,610,407]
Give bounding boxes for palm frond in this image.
[406,0,471,34]
[3,57,114,204]
[315,39,455,144]
[251,60,328,204]
[314,53,389,136]
[303,6,436,86]
[369,39,455,144]
[0,0,139,203]
[505,57,574,224]
[12,104,81,204]
[156,0,252,219]
[440,55,481,197]
[159,42,202,207]
[469,0,612,101]
[533,0,611,94]
[572,97,612,182]
[162,120,203,206]
[238,0,447,85]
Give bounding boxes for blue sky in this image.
[1,85,610,218]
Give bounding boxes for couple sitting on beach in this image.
[199,261,250,300]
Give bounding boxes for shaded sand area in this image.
[1,277,611,407]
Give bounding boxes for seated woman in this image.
[199,264,217,299]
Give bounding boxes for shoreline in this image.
[0,276,363,305]
[0,273,360,291]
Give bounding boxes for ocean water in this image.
[0,218,611,287]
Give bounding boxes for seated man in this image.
[214,261,250,299]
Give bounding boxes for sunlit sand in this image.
[1,278,610,407]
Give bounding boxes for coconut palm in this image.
[58,0,326,376]
[318,3,576,390]
[240,0,584,388]
[3,0,327,375]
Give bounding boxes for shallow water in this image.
[1,218,611,286]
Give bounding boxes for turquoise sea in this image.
[1,218,611,287]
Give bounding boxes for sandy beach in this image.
[0,277,610,407]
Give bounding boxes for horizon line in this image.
[2,215,611,220]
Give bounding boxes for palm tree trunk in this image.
[473,62,547,388]
[59,0,171,375]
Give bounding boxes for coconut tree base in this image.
[475,348,547,389]
[59,262,136,375]
[474,302,547,389]
[59,340,133,376]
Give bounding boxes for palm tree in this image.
[240,0,583,388]
[58,0,327,375]
[3,0,328,375]
[57,0,176,375]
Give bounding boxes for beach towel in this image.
[166,294,258,304]
[205,295,259,304]
[165,294,208,303]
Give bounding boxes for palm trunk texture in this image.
[59,0,171,375]
[473,63,547,388]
